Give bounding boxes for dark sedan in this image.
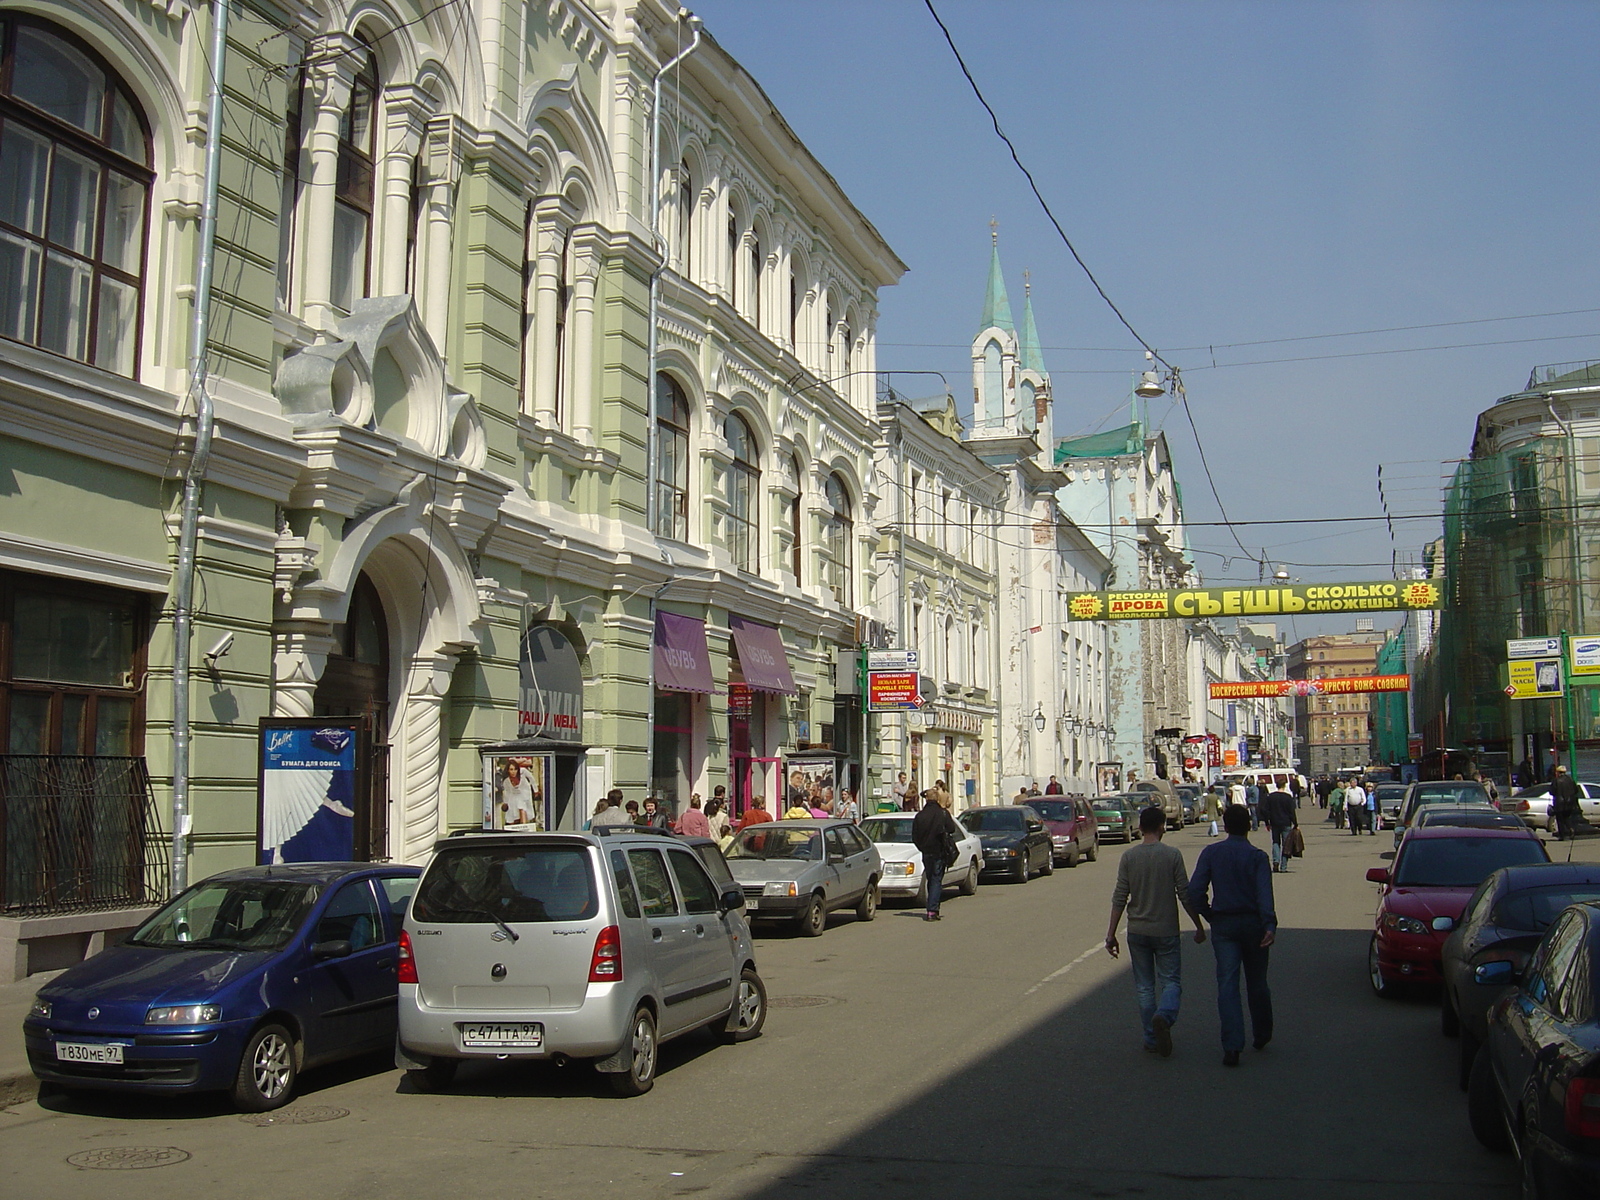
[1442,864,1600,1090]
[25,863,420,1110]
[1417,806,1530,833]
[960,806,1052,883]
[1469,900,1600,1196]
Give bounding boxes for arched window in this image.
[654,373,690,541]
[943,617,954,684]
[788,267,798,348]
[786,454,802,582]
[822,474,852,606]
[0,17,151,376]
[839,319,852,380]
[725,413,758,572]
[676,161,692,271]
[331,40,377,311]
[726,207,737,295]
[749,233,762,327]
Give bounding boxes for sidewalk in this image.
[0,971,53,1106]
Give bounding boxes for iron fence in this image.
[0,755,169,916]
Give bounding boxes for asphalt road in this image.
[7,812,1579,1199]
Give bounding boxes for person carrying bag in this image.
[912,790,962,923]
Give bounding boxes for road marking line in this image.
[1024,942,1104,995]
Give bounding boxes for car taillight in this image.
[1515,800,1530,812]
[588,925,622,983]
[1566,1077,1600,1139]
[397,930,418,985]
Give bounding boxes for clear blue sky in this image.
[688,0,1600,618]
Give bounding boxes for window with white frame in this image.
[0,17,151,377]
[748,231,761,327]
[677,160,692,274]
[654,373,690,542]
[725,412,758,572]
[786,454,803,582]
[821,474,853,606]
[330,40,377,312]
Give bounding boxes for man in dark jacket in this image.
[1261,787,1298,873]
[1188,804,1277,1067]
[912,796,962,922]
[1552,765,1583,840]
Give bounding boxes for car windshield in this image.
[1412,784,1491,807]
[1492,885,1600,932]
[1092,798,1122,812]
[860,820,914,844]
[727,826,821,860]
[126,879,319,952]
[1024,801,1073,821]
[1392,837,1547,888]
[413,845,598,924]
[692,844,736,888]
[1375,786,1407,801]
[961,810,1024,833]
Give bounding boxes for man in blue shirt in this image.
[1188,803,1277,1066]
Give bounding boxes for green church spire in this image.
[980,220,1013,332]
[1019,269,1045,373]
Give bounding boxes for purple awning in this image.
[654,612,714,694]
[729,615,796,695]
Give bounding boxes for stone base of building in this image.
[0,907,157,984]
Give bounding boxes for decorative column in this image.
[421,115,460,347]
[569,228,602,443]
[396,651,460,863]
[376,86,435,298]
[530,196,575,426]
[271,627,338,717]
[300,37,359,330]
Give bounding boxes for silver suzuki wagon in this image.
[396,828,765,1096]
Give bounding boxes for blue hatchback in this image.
[24,862,420,1110]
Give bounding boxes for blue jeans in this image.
[1270,828,1291,871]
[1127,932,1182,1047]
[923,854,946,914]
[1210,914,1273,1053]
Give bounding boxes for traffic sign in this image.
[1508,637,1562,660]
[866,649,918,672]
[1505,657,1563,700]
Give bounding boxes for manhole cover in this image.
[66,1147,190,1171]
[239,1105,349,1127]
[768,995,835,1008]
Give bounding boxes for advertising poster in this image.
[1096,763,1122,795]
[483,753,551,830]
[866,670,923,711]
[258,720,362,865]
[1569,635,1600,679]
[1208,675,1410,700]
[1065,580,1442,622]
[1505,657,1563,700]
[782,755,838,813]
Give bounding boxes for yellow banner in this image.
[1065,580,1443,622]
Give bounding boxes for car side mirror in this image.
[311,939,352,959]
[718,886,745,914]
[1474,960,1518,986]
[1365,867,1390,885]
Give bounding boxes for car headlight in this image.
[886,862,916,876]
[145,1004,221,1025]
[27,999,50,1020]
[763,881,798,897]
[1382,914,1429,936]
[1051,835,1069,844]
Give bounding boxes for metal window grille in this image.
[0,755,168,915]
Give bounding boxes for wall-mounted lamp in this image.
[1032,703,1047,733]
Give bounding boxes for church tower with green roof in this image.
[970,226,1051,452]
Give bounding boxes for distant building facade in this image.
[1287,630,1389,774]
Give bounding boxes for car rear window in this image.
[1411,784,1491,807]
[1492,885,1600,932]
[1025,801,1073,821]
[961,810,1023,832]
[728,826,821,860]
[861,819,914,843]
[1392,837,1548,888]
[414,845,598,924]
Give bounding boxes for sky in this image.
[686,0,1600,634]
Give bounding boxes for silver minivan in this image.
[396,828,765,1096]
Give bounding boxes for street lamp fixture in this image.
[1033,704,1047,733]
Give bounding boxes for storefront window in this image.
[653,691,692,811]
[2,573,144,755]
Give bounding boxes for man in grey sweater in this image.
[1105,805,1208,1057]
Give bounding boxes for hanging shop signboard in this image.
[1508,636,1563,660]
[1208,675,1411,700]
[866,670,924,712]
[1568,635,1600,679]
[1065,580,1442,622]
[1505,658,1563,701]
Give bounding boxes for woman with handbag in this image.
[912,789,963,922]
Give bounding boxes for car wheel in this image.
[1085,840,1098,862]
[797,893,827,937]
[1369,935,1400,999]
[1064,846,1080,868]
[1458,1028,1479,1092]
[960,860,979,895]
[855,880,879,922]
[1040,851,1054,876]
[406,1057,459,1093]
[1014,855,1030,883]
[1467,1045,1511,1151]
[1519,1108,1557,1200]
[231,1023,297,1112]
[608,1007,658,1097]
[1441,988,1460,1038]
[722,967,767,1043]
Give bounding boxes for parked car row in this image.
[1366,806,1600,1194]
[24,801,1112,1112]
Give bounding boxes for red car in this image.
[1022,798,1099,867]
[1366,826,1548,996]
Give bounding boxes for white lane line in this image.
[1024,942,1105,996]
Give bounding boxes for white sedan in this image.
[1507,781,1600,830]
[859,813,983,906]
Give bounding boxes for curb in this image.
[0,1071,36,1109]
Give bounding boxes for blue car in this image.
[24,862,420,1111]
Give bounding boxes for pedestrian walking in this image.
[1365,783,1379,834]
[1245,781,1261,831]
[837,788,859,823]
[912,788,962,921]
[1105,806,1207,1057]
[1188,805,1277,1067]
[1202,785,1222,837]
[1552,765,1582,840]
[1045,775,1065,795]
[890,771,909,811]
[1262,784,1298,873]
[1345,779,1366,835]
[705,798,731,842]
[641,796,670,828]
[677,794,710,838]
[1329,781,1346,830]
[738,796,774,829]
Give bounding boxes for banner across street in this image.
[1065,580,1442,621]
[1208,675,1411,700]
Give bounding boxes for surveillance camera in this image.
[204,632,234,663]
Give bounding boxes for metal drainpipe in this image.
[169,0,230,896]
[645,15,702,538]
